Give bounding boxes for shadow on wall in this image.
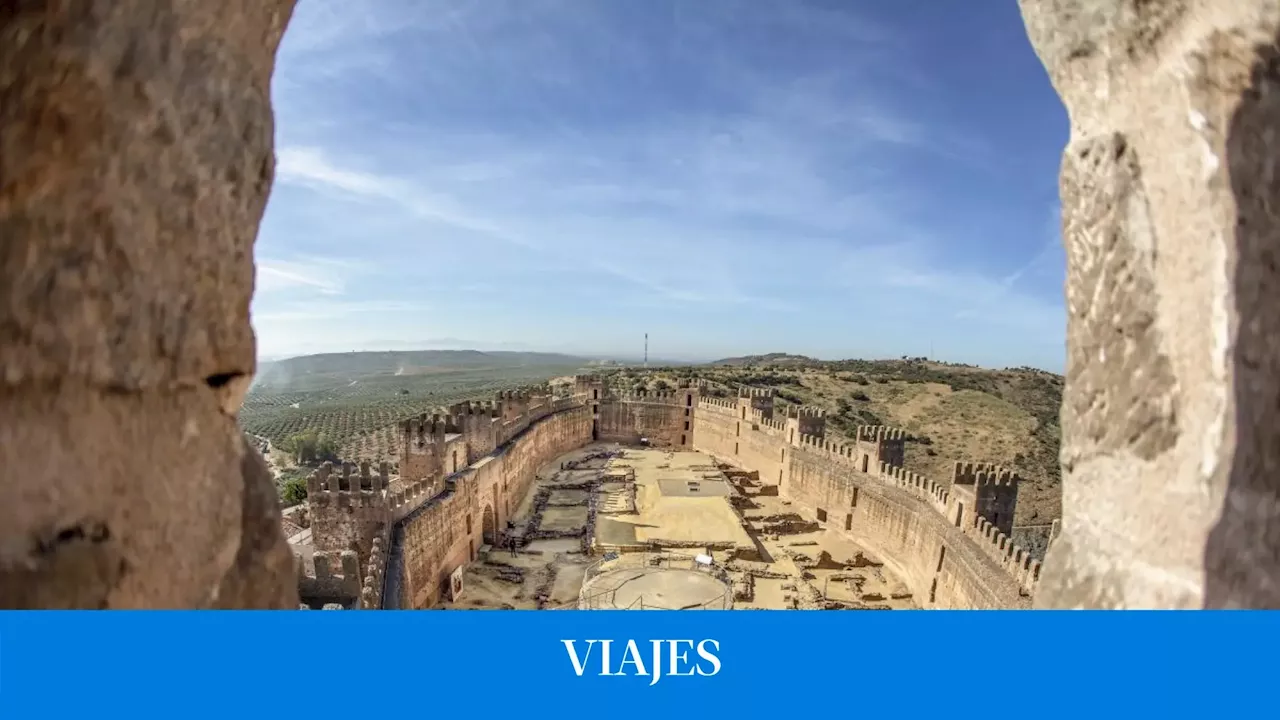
[1206,31,1280,609]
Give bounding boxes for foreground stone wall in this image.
[694,399,1034,609]
[1020,0,1280,608]
[395,406,592,608]
[0,1,299,608]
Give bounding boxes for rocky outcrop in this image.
[0,1,298,607]
[1020,0,1280,608]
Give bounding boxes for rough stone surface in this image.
[1020,0,1280,608]
[0,1,298,608]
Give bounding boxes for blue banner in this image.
[1,612,1273,718]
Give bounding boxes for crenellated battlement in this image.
[360,535,388,609]
[697,396,738,413]
[759,416,786,432]
[857,425,906,442]
[391,381,569,476]
[401,412,449,448]
[878,461,953,516]
[448,399,501,419]
[389,476,447,519]
[306,460,390,507]
[977,473,1019,489]
[784,406,827,419]
[961,515,1042,596]
[738,386,775,398]
[295,549,362,607]
[611,390,683,404]
[953,461,1020,487]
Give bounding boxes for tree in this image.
[284,429,339,465]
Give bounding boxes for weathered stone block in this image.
[1019,0,1280,608]
[0,1,298,608]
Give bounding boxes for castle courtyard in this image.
[438,443,916,610]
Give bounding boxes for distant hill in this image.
[253,350,589,389]
[707,353,819,368]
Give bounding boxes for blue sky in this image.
[256,0,1069,370]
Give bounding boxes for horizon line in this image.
[254,346,1060,374]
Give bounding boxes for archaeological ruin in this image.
[287,376,1039,610]
[3,0,1280,609]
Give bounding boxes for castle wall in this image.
[597,392,693,448]
[693,399,787,484]
[395,405,593,608]
[786,451,1025,609]
[693,398,1037,609]
[305,379,1037,611]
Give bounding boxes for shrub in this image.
[281,477,308,506]
[856,410,883,426]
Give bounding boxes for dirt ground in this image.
[437,444,607,610]
[723,477,917,610]
[438,443,916,610]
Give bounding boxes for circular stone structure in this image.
[579,564,733,610]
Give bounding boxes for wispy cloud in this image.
[257,257,354,296]
[254,299,425,322]
[1000,203,1064,289]
[257,0,1068,369]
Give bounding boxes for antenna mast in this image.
[644,333,649,368]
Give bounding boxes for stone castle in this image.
[295,375,1043,610]
[6,0,1280,610]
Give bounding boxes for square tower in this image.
[855,425,906,471]
[575,374,606,402]
[784,406,826,442]
[399,412,448,482]
[952,462,1021,536]
[736,386,775,421]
